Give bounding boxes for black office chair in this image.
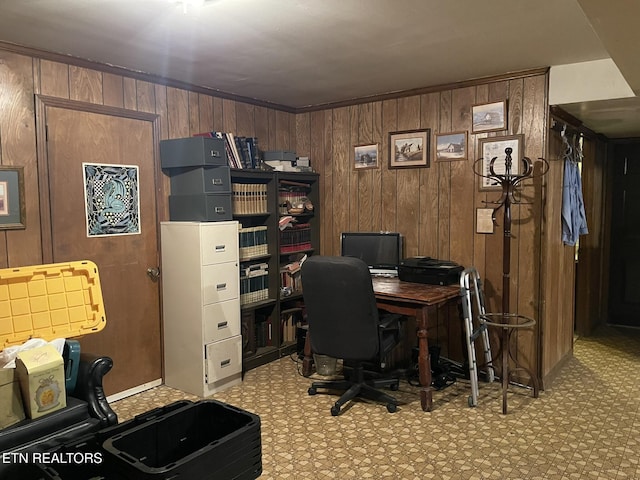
[301,255,403,416]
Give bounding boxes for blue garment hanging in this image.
[561,129,588,246]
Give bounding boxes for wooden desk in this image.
[302,277,460,412]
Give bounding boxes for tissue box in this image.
[0,368,25,429]
[15,344,66,419]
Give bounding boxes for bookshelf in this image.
[231,169,320,371]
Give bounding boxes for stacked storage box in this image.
[160,137,232,222]
[103,400,262,480]
[39,400,262,480]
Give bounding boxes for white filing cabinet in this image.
[160,221,242,397]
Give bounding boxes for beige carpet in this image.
[111,325,640,480]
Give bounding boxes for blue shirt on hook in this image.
[561,155,588,246]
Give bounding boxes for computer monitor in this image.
[340,232,402,276]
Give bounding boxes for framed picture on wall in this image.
[435,131,467,162]
[389,129,430,169]
[472,100,507,133]
[354,143,379,170]
[0,166,26,230]
[478,134,524,190]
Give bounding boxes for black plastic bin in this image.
[102,400,262,479]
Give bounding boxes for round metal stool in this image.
[480,313,539,414]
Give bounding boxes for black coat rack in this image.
[472,147,548,413]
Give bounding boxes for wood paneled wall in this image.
[296,72,556,383]
[0,47,295,268]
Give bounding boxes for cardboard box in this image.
[0,368,25,429]
[15,344,66,419]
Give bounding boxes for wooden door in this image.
[608,142,640,328]
[40,100,162,395]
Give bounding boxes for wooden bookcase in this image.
[231,170,320,372]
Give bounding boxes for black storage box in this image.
[398,257,464,286]
[169,166,232,195]
[38,401,195,480]
[160,137,227,169]
[169,193,232,221]
[102,400,262,480]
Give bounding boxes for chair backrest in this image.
[301,256,380,360]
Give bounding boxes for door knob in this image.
[147,267,160,281]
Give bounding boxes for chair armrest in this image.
[73,354,118,428]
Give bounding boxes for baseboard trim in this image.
[107,378,162,403]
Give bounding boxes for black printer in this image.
[398,256,464,286]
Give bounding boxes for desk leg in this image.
[417,306,435,411]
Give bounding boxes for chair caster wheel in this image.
[468,396,476,407]
[390,382,399,391]
[386,403,397,413]
[331,405,340,416]
[308,387,317,395]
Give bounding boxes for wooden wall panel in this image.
[347,106,358,230]
[69,66,102,103]
[331,107,350,255]
[381,100,398,233]
[188,91,200,134]
[0,52,41,267]
[198,94,214,133]
[419,92,440,257]
[123,77,136,110]
[102,73,124,108]
[40,60,69,98]
[396,96,421,257]
[136,81,156,114]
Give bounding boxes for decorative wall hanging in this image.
[83,163,141,237]
[435,131,467,162]
[472,100,507,133]
[354,144,379,170]
[389,129,430,169]
[0,166,26,230]
[478,135,523,190]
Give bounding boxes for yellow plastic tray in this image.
[0,260,106,350]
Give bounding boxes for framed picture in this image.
[0,166,26,230]
[354,143,379,170]
[478,134,524,190]
[472,100,507,133]
[389,129,430,169]
[435,131,467,162]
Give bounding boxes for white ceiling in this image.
[1,0,638,138]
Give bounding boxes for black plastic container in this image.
[103,400,261,479]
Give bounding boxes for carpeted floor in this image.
[111,325,640,480]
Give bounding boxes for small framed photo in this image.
[435,131,467,162]
[472,100,507,133]
[389,129,430,169]
[354,143,379,170]
[478,134,524,190]
[0,166,26,230]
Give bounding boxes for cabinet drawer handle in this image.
[220,359,231,367]
[211,178,223,185]
[210,149,221,158]
[215,244,226,251]
[217,321,228,329]
[216,283,227,290]
[215,206,226,214]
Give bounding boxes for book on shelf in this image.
[232,183,268,215]
[239,226,268,259]
[240,262,269,305]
